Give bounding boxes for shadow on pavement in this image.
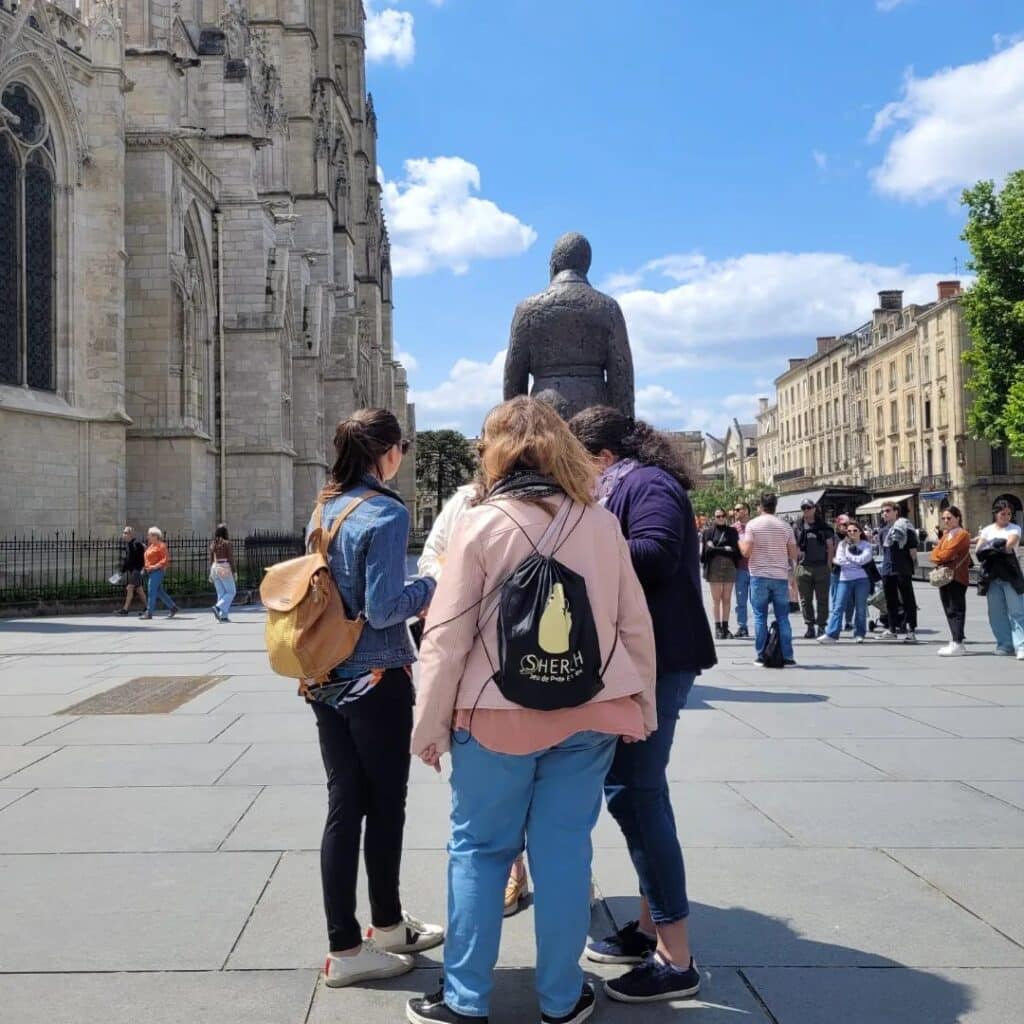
[688,684,827,708]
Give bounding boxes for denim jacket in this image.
[317,475,436,677]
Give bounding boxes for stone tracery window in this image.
[0,83,55,390]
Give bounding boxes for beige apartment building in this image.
[772,284,1024,534]
[755,397,779,487]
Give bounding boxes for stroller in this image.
[867,585,888,633]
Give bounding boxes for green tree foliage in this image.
[415,430,477,512]
[961,172,1024,453]
[690,478,765,518]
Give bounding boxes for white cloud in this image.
[812,149,828,170]
[409,349,506,432]
[607,250,954,373]
[365,2,416,66]
[869,40,1024,201]
[635,386,761,436]
[395,347,419,372]
[382,157,537,277]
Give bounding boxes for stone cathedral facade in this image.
[0,0,415,537]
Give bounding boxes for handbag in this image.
[928,552,969,589]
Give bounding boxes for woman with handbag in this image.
[208,524,236,622]
[818,521,873,643]
[701,510,740,639]
[930,506,971,657]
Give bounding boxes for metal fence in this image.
[0,531,305,606]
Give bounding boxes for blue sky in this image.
[366,0,1024,437]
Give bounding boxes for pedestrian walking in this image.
[877,501,920,643]
[818,522,873,643]
[793,499,835,638]
[732,503,752,638]
[740,493,799,667]
[208,524,236,623]
[141,527,178,620]
[570,405,715,1004]
[117,526,146,615]
[975,499,1024,659]
[828,514,856,632]
[931,506,971,657]
[308,408,443,990]
[701,509,740,639]
[408,398,659,1024]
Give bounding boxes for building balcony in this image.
[774,467,807,484]
[866,470,921,492]
[920,473,952,493]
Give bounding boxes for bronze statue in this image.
[503,232,635,420]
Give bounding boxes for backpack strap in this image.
[311,491,381,556]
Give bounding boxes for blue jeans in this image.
[750,576,794,661]
[826,577,869,639]
[734,567,750,630]
[986,579,1024,653]
[213,570,236,618]
[145,569,176,614]
[445,730,616,1018]
[605,671,695,926]
[829,571,855,628]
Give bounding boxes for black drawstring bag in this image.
[762,621,786,668]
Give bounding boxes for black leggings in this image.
[939,581,967,643]
[883,574,918,631]
[312,668,414,951]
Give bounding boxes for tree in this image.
[415,430,477,514]
[690,478,764,518]
[960,171,1024,453]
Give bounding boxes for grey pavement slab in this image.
[4,743,250,788]
[0,716,75,744]
[792,685,994,707]
[595,846,1024,967]
[214,713,317,743]
[222,784,324,851]
[0,693,98,715]
[26,713,241,745]
[0,788,31,811]
[217,742,324,785]
[744,967,1024,1024]
[943,684,1024,705]
[212,691,307,714]
[828,737,1024,780]
[718,704,953,738]
[968,780,1024,811]
[732,781,1024,847]
[0,851,278,971]
[0,671,113,694]
[0,745,59,783]
[896,706,1024,737]
[886,849,1024,947]
[667,738,887,781]
[0,785,261,852]
[671,708,768,739]
[0,971,319,1024]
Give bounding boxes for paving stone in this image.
[5,744,249,788]
[212,692,306,715]
[798,686,993,708]
[942,685,1024,705]
[595,847,1024,967]
[672,709,767,739]
[0,786,261,852]
[27,713,241,745]
[217,743,323,785]
[968,780,1024,811]
[829,738,1024,780]
[0,852,278,971]
[222,784,324,851]
[0,971,319,1024]
[896,707,1024,737]
[732,781,1024,847]
[666,738,886,781]
[214,713,316,743]
[0,746,59,783]
[0,716,75,744]
[0,788,31,811]
[886,849,1024,947]
[720,704,951,738]
[744,967,1024,1024]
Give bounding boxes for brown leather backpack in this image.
[260,493,377,681]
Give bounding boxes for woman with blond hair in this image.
[140,527,178,620]
[407,397,656,1024]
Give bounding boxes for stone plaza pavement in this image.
[1,586,1024,1023]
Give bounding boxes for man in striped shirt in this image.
[739,493,800,666]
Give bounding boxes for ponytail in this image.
[320,408,402,499]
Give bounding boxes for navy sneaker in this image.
[605,952,701,1003]
[541,982,595,1024]
[586,920,656,965]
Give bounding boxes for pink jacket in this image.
[411,496,658,754]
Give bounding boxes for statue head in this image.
[549,232,592,280]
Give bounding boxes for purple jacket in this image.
[603,464,717,676]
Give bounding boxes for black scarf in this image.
[487,469,563,502]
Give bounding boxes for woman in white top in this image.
[975,500,1024,658]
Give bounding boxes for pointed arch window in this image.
[0,83,55,391]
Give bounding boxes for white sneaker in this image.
[371,911,445,954]
[994,648,1014,657]
[1017,649,1024,661]
[903,631,918,644]
[877,629,896,639]
[854,637,865,644]
[938,642,966,657]
[323,941,413,988]
[817,635,837,645]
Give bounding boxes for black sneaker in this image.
[734,626,749,638]
[783,658,797,666]
[407,981,487,1024]
[542,983,595,1024]
[803,625,816,639]
[605,952,701,1003]
[586,920,656,964]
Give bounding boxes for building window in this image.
[906,395,916,428]
[922,349,930,379]
[938,392,947,425]
[0,83,56,391]
[940,443,948,475]
[827,438,833,468]
[816,371,822,390]
[905,352,914,382]
[924,399,932,429]
[909,442,917,473]
[926,447,933,476]
[889,400,898,433]
[825,404,832,429]
[889,361,897,391]
[937,347,947,377]
[876,406,884,437]
[824,366,831,387]
[875,368,882,395]
[892,446,900,472]
[992,445,1008,476]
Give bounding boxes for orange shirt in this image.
[144,541,169,571]
[931,529,970,586]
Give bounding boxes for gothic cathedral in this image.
[0,0,415,536]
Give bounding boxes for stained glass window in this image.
[0,82,55,391]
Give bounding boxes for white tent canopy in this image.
[856,493,915,516]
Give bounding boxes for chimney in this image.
[937,280,961,301]
[788,358,806,370]
[758,397,769,414]
[877,290,904,311]
[816,335,836,354]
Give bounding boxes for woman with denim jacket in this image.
[311,408,444,990]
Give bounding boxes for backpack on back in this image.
[261,493,377,681]
[762,620,785,669]
[484,502,607,711]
